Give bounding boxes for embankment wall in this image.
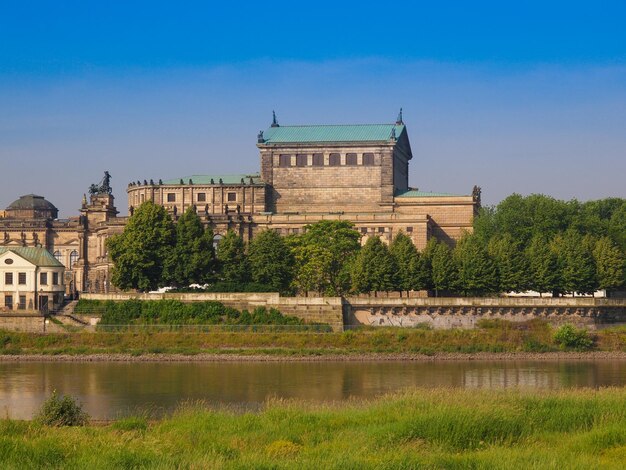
[81,293,345,331]
[345,297,626,330]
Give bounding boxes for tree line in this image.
[107,196,625,296]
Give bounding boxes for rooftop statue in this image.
[89,171,113,196]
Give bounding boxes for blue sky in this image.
[1,1,625,215]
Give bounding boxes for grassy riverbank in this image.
[1,320,625,357]
[1,388,625,469]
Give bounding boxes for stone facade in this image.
[0,114,479,294]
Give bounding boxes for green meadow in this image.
[1,388,625,469]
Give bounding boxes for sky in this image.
[1,1,625,217]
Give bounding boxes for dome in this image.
[5,194,58,219]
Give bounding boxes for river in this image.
[1,359,625,420]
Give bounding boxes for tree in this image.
[487,233,530,293]
[493,194,574,247]
[291,244,333,295]
[248,229,294,293]
[593,236,625,291]
[430,240,457,296]
[107,201,175,291]
[553,230,597,295]
[164,207,216,287]
[454,235,498,296]
[389,232,421,294]
[526,234,560,296]
[216,230,250,284]
[290,221,361,295]
[351,236,398,294]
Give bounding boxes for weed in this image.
[553,324,594,351]
[35,391,89,426]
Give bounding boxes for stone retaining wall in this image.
[344,297,626,330]
[3,295,624,333]
[0,314,66,333]
[81,293,345,331]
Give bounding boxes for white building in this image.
[0,247,65,312]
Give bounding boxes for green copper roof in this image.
[261,124,405,144]
[162,174,263,185]
[0,247,64,267]
[395,189,461,198]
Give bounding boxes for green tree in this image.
[593,236,625,291]
[493,193,574,246]
[488,233,530,293]
[248,229,294,293]
[454,235,498,296]
[608,203,626,254]
[216,230,250,284]
[351,236,398,294]
[430,240,457,296]
[526,234,560,296]
[291,244,333,295]
[553,230,597,295]
[164,207,216,287]
[290,221,361,295]
[107,201,175,292]
[389,232,423,294]
[472,206,498,245]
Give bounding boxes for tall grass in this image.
[0,388,624,468]
[1,320,625,356]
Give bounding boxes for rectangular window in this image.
[140,194,145,203]
[346,153,358,165]
[4,272,13,285]
[18,296,26,310]
[167,193,176,202]
[312,153,324,166]
[197,193,206,202]
[378,227,385,233]
[360,227,368,234]
[329,153,341,166]
[40,272,48,285]
[296,154,307,167]
[18,273,26,285]
[53,272,59,285]
[363,153,375,165]
[279,154,291,167]
[4,295,12,310]
[227,192,237,202]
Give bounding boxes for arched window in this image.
[346,153,357,165]
[363,153,375,165]
[69,250,79,268]
[213,234,223,250]
[53,251,62,263]
[329,153,341,166]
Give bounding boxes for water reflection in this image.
[0,360,625,420]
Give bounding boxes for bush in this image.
[553,324,594,351]
[35,391,89,426]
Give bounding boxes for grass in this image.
[0,388,625,468]
[0,320,625,356]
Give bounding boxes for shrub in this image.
[35,391,89,426]
[553,324,594,351]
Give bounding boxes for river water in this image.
[1,360,625,420]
